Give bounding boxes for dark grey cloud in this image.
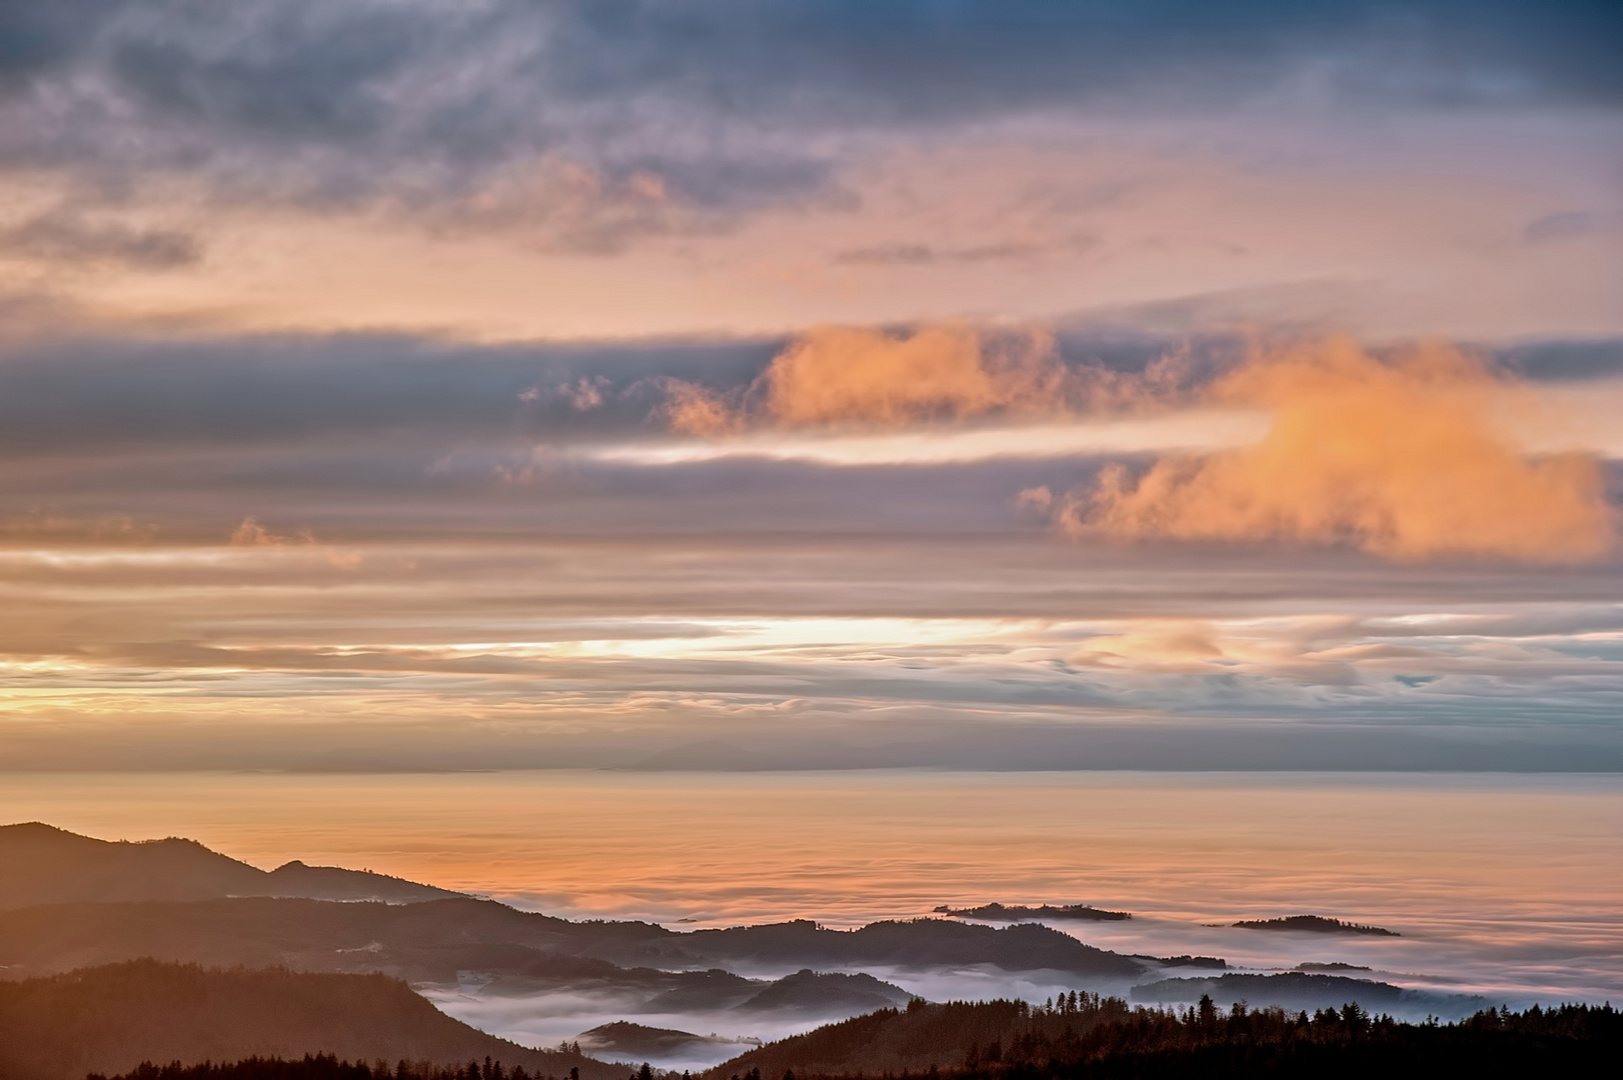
[0,331,778,456]
[1524,210,1600,243]
[0,325,1609,462]
[0,208,200,269]
[1,1,1617,244]
[1497,337,1623,381]
[0,0,124,92]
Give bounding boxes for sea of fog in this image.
[3,770,1619,1067]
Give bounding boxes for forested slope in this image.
[0,960,622,1080]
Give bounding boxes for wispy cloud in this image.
[0,209,200,270]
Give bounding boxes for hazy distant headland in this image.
[1139,955,1227,970]
[578,1022,758,1063]
[1295,962,1372,972]
[1233,916,1400,937]
[934,903,1131,922]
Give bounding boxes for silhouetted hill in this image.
[0,824,460,909]
[263,862,463,904]
[0,899,1146,986]
[1144,956,1225,970]
[935,903,1131,922]
[0,959,622,1080]
[1294,962,1370,973]
[0,897,580,983]
[579,1022,755,1061]
[685,919,1144,977]
[700,997,1622,1079]
[734,969,915,1015]
[642,969,762,1012]
[1232,915,1397,936]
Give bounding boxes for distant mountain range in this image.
[0,959,621,1080]
[0,820,1479,1075]
[0,820,1150,985]
[0,896,1145,989]
[0,822,461,909]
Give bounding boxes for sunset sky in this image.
[2,0,1621,774]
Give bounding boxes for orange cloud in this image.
[1055,338,1614,561]
[230,517,299,547]
[665,324,1185,434]
[757,325,1065,427]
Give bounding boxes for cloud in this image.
[229,516,302,547]
[0,209,200,269]
[831,242,1059,266]
[740,325,1070,429]
[1523,210,1600,243]
[0,330,773,456]
[417,157,736,255]
[561,377,611,411]
[662,325,1064,433]
[663,325,1199,434]
[2,1,1619,256]
[1051,338,1615,561]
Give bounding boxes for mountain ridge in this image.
[0,823,462,910]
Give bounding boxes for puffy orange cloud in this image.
[664,378,746,436]
[665,323,1612,562]
[757,325,1067,427]
[666,324,1182,434]
[1056,338,1614,561]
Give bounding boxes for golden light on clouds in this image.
[664,323,1199,434]
[665,325,1066,433]
[1051,339,1614,561]
[665,326,1614,562]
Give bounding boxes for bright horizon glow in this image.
[581,412,1271,466]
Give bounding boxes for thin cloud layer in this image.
[1048,339,1614,561]
[0,320,1618,768]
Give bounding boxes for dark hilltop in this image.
[934,903,1131,923]
[1233,916,1399,937]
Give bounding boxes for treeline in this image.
[707,995,1622,1079]
[0,959,622,1080]
[93,1057,600,1080]
[76,997,1623,1080]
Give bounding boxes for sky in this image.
[1,0,1622,772]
